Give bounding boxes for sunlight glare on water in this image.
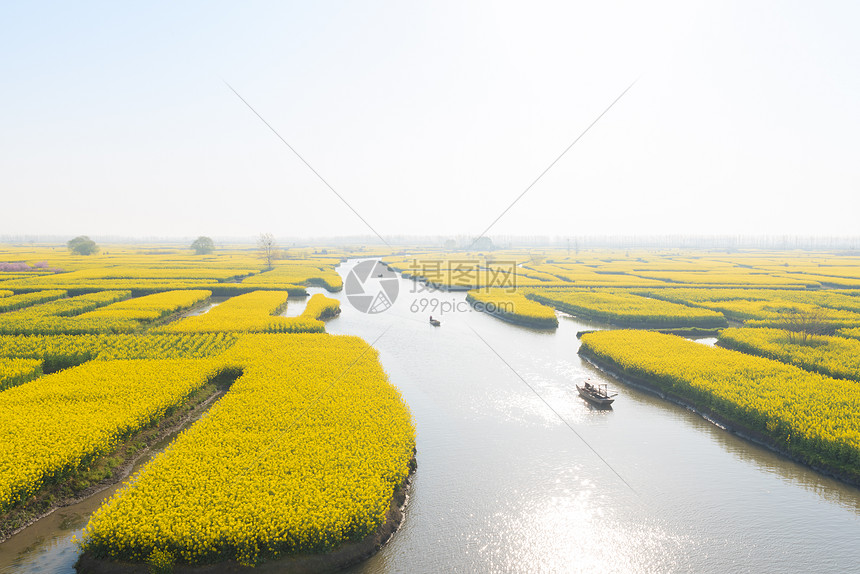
[469,477,688,574]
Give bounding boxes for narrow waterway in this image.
[2,259,859,573]
[327,260,860,574]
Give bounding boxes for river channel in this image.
[2,259,859,573]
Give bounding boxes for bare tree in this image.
[528,251,546,266]
[257,233,279,270]
[775,307,833,344]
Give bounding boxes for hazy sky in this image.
[2,1,858,240]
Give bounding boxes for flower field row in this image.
[241,261,344,292]
[0,333,240,365]
[627,270,817,288]
[63,267,255,280]
[301,293,341,319]
[526,289,727,328]
[81,334,415,566]
[0,291,138,335]
[0,358,227,511]
[0,290,67,312]
[637,287,860,312]
[839,327,860,341]
[579,330,860,478]
[4,281,309,297]
[159,291,326,333]
[21,290,130,317]
[77,290,211,322]
[637,288,860,329]
[466,289,558,329]
[0,261,344,294]
[0,267,255,292]
[717,327,860,382]
[525,264,680,287]
[0,358,42,391]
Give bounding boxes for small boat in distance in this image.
[429,316,441,327]
[576,380,617,407]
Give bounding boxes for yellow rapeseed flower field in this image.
[0,357,42,391]
[0,359,225,511]
[77,290,211,322]
[0,290,67,312]
[301,293,341,319]
[528,289,727,328]
[0,333,239,363]
[81,334,415,566]
[718,327,860,382]
[0,291,137,335]
[466,289,558,328]
[158,290,329,333]
[579,330,860,477]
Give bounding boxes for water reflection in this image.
[280,293,311,317]
[177,295,227,318]
[0,494,106,574]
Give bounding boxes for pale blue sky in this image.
[2,1,858,240]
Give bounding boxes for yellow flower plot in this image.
[528,289,727,329]
[159,290,328,333]
[719,327,860,382]
[82,334,415,566]
[579,330,860,477]
[638,288,860,329]
[0,333,239,363]
[0,290,67,313]
[0,291,136,335]
[466,289,558,328]
[301,293,341,320]
[0,358,226,511]
[77,290,211,322]
[241,260,344,291]
[0,357,42,391]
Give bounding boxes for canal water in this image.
[2,259,859,573]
